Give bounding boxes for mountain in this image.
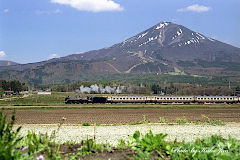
[0,22,240,84]
[0,60,19,67]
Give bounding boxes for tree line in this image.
[51,80,240,96]
[0,80,27,93]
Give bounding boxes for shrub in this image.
[0,111,23,159]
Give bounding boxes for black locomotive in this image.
[65,96,107,104]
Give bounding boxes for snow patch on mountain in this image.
[155,22,169,30]
[208,37,215,42]
[196,33,205,39]
[138,32,148,39]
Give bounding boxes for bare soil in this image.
[3,108,240,124]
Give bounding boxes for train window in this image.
[180,98,182,100]
[167,98,169,100]
[120,98,122,100]
[176,98,179,100]
[133,98,135,100]
[136,98,138,100]
[130,98,132,100]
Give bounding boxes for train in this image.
[64,95,240,104]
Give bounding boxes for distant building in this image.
[37,92,51,95]
[4,91,14,95]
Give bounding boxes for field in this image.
[2,107,240,124]
[1,93,240,125]
[1,93,240,159]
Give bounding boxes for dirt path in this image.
[4,108,240,124]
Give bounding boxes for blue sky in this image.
[0,0,239,64]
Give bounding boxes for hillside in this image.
[0,21,240,85]
[0,60,19,67]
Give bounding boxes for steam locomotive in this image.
[64,95,240,104]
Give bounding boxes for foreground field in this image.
[2,109,240,159]
[3,107,240,124]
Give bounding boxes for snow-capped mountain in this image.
[59,21,240,74]
[1,22,240,84]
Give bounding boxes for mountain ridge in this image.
[0,60,19,67]
[1,21,240,84]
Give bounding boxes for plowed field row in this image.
[3,108,240,124]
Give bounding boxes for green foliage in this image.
[0,92,79,106]
[176,116,188,125]
[201,114,211,123]
[79,138,95,155]
[129,115,151,125]
[159,117,168,124]
[209,120,225,126]
[82,123,91,126]
[200,114,225,126]
[78,138,111,156]
[0,111,23,159]
[130,121,144,125]
[129,131,170,159]
[21,131,61,159]
[124,130,240,159]
[142,115,150,123]
[170,135,240,160]
[131,62,168,73]
[193,120,202,125]
[196,59,240,71]
[117,139,128,149]
[50,74,240,94]
[177,60,197,68]
[132,131,169,152]
[0,80,27,92]
[0,112,61,160]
